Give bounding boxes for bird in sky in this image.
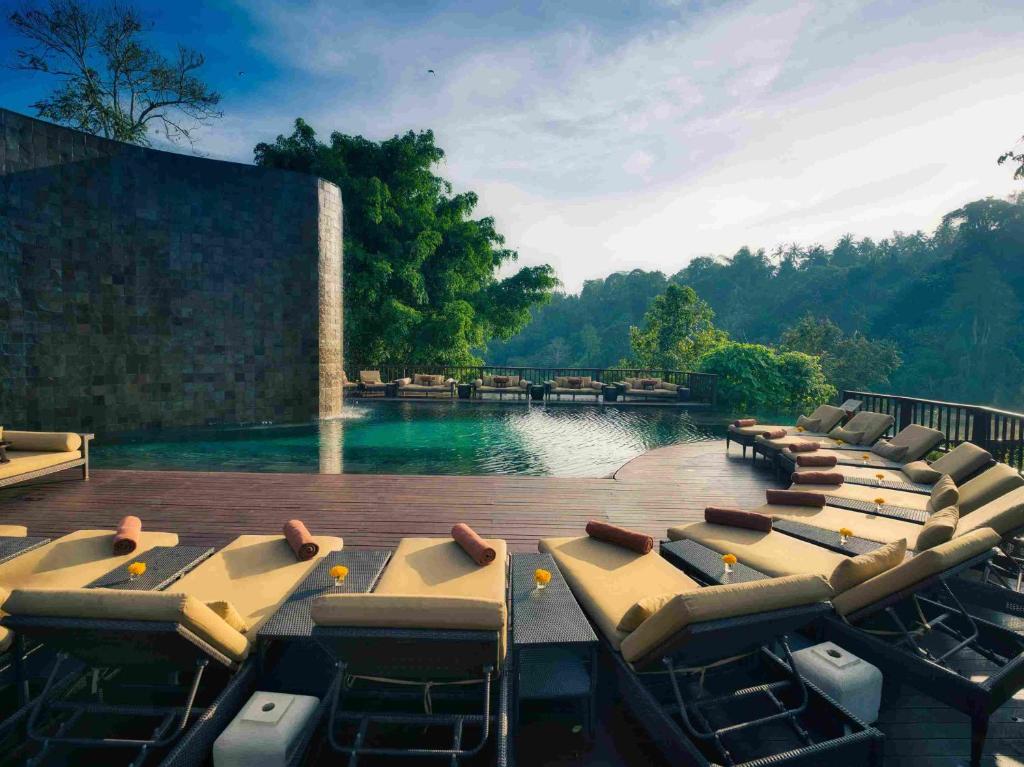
[427,69,435,74]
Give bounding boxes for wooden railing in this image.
[843,390,1024,469]
[345,364,718,404]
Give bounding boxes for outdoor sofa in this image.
[615,377,690,402]
[544,376,604,401]
[473,374,530,400]
[0,429,93,488]
[726,404,847,457]
[357,370,389,396]
[395,373,457,398]
[539,532,883,765]
[665,519,1020,767]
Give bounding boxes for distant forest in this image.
[487,195,1024,409]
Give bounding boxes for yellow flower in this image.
[330,565,349,583]
[862,454,870,460]
[875,473,885,480]
[534,568,552,586]
[838,527,853,538]
[835,439,845,445]
[874,498,886,506]
[127,561,146,577]
[722,553,738,565]
[796,426,805,432]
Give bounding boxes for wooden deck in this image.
[1,440,1023,766]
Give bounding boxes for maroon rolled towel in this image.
[766,489,827,508]
[452,522,496,566]
[283,520,319,561]
[705,506,772,532]
[760,428,787,439]
[787,442,819,453]
[733,418,757,427]
[113,515,142,555]
[791,471,845,486]
[585,520,653,554]
[796,454,838,468]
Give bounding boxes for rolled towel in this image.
[113,515,142,555]
[705,506,772,532]
[733,418,757,427]
[585,520,653,554]
[787,442,819,453]
[760,428,787,439]
[796,454,838,468]
[791,471,845,486]
[766,489,826,508]
[452,522,496,565]
[283,520,319,561]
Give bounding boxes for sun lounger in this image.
[308,536,512,765]
[538,533,883,765]
[755,411,896,463]
[726,404,847,457]
[664,520,1017,766]
[1,532,341,764]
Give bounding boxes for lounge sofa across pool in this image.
[0,429,94,488]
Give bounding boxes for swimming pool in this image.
[92,401,722,477]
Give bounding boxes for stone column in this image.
[317,179,343,419]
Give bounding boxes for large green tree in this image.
[779,315,901,394]
[626,283,728,370]
[255,119,557,365]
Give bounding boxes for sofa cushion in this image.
[902,461,943,485]
[931,442,992,483]
[886,425,944,462]
[538,536,698,650]
[917,506,959,551]
[957,463,1024,515]
[0,450,83,480]
[841,412,895,446]
[829,539,907,593]
[831,528,1000,617]
[4,431,81,453]
[618,575,833,664]
[871,440,909,463]
[359,370,382,384]
[955,486,1024,538]
[926,475,959,514]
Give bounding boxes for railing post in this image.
[970,407,991,454]
[897,397,914,432]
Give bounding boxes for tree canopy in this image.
[254,119,557,365]
[627,283,727,370]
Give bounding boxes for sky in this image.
[2,0,1022,292]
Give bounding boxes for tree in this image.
[998,135,1024,180]
[627,283,728,370]
[254,119,557,365]
[780,315,902,393]
[8,0,221,144]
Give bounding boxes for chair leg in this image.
[970,713,988,767]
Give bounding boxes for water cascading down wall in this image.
[0,109,343,433]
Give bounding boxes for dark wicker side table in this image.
[457,383,472,400]
[529,384,545,402]
[660,539,769,585]
[772,520,885,556]
[86,545,215,591]
[510,552,598,742]
[601,384,618,403]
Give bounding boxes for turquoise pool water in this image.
[93,401,722,477]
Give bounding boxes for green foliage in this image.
[698,343,835,415]
[255,119,557,365]
[998,136,1024,180]
[627,283,728,370]
[780,315,901,393]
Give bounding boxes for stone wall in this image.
[0,109,342,433]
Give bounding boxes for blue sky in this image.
[2,0,1022,291]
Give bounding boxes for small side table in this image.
[385,382,398,398]
[510,552,598,741]
[86,545,215,591]
[601,385,618,403]
[457,383,472,400]
[675,386,691,402]
[0,535,50,565]
[529,384,545,402]
[660,539,769,586]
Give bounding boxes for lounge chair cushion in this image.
[0,526,27,537]
[617,593,676,633]
[916,506,959,551]
[668,523,847,580]
[886,425,944,462]
[902,461,943,485]
[619,574,833,665]
[786,481,930,511]
[206,601,249,633]
[360,370,382,384]
[955,486,1024,538]
[870,440,908,462]
[538,536,698,650]
[831,528,1000,617]
[759,503,924,548]
[4,431,81,453]
[0,450,83,480]
[2,589,249,662]
[829,539,907,593]
[311,594,505,631]
[958,463,1024,515]
[931,442,992,483]
[844,412,896,446]
[828,426,865,445]
[809,405,847,432]
[170,534,343,635]
[926,475,959,514]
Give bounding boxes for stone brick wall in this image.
[0,109,342,433]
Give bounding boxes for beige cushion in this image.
[761,503,923,548]
[0,526,27,537]
[4,431,81,453]
[887,425,944,462]
[807,405,847,432]
[832,528,1000,617]
[787,482,930,511]
[0,450,83,480]
[870,440,908,462]
[312,594,504,631]
[828,426,866,445]
[617,593,676,633]
[730,423,791,436]
[822,464,917,484]
[538,536,698,650]
[207,601,249,633]
[795,414,820,431]
[958,463,1024,515]
[955,486,1024,538]
[917,507,959,551]
[667,523,847,579]
[0,626,10,653]
[359,370,382,384]
[829,539,907,593]
[931,442,992,483]
[619,575,833,664]
[842,412,895,445]
[926,475,959,513]
[902,461,943,484]
[171,534,343,634]
[3,589,249,662]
